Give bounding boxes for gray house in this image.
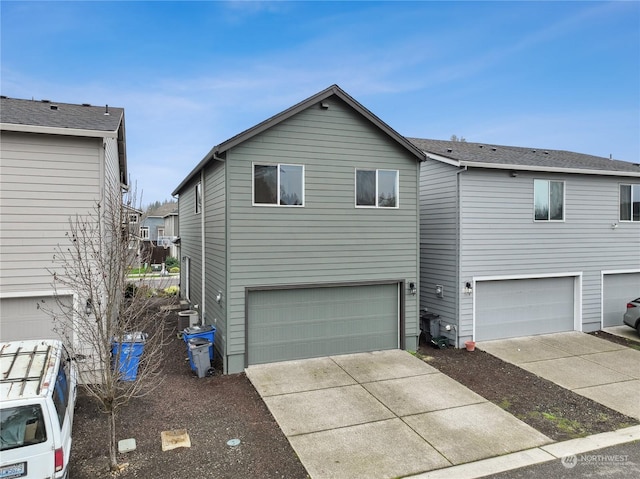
[0,97,127,340]
[412,138,640,347]
[172,85,425,374]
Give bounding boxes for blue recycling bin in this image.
[112,333,146,381]
[182,325,215,370]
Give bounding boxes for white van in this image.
[0,340,77,479]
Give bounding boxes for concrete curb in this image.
[405,425,640,478]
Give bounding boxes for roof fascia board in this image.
[425,152,461,167]
[0,122,118,138]
[460,160,640,177]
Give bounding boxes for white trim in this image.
[423,154,640,177]
[354,168,400,209]
[471,272,583,340]
[426,153,461,167]
[252,162,305,207]
[0,122,118,138]
[600,269,640,328]
[533,179,566,222]
[618,183,640,222]
[0,289,75,299]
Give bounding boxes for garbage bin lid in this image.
[184,325,215,334]
[188,338,211,346]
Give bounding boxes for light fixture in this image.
[85,299,93,316]
[409,282,417,295]
[611,223,618,230]
[435,285,444,298]
[465,282,473,295]
[215,291,222,304]
[510,170,518,178]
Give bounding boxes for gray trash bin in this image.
[188,338,212,378]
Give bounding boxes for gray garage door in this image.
[475,277,575,341]
[247,283,399,366]
[0,295,72,341]
[603,273,640,327]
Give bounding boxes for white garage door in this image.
[475,277,575,341]
[247,283,399,366]
[603,273,640,327]
[0,295,71,341]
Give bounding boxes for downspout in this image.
[454,165,467,347]
[200,169,206,324]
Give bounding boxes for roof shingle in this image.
[408,138,640,174]
[1,97,124,132]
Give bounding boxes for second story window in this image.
[195,182,202,214]
[356,169,398,208]
[620,184,640,221]
[534,179,564,221]
[253,163,304,206]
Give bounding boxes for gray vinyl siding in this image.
[0,131,102,294]
[419,159,459,338]
[224,97,420,370]
[457,168,640,342]
[203,160,227,359]
[178,176,203,306]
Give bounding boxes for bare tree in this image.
[41,182,171,472]
[450,134,467,142]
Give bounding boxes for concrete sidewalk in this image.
[478,332,640,421]
[246,350,551,479]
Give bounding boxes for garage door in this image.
[0,295,72,341]
[475,277,574,341]
[247,283,399,366]
[603,273,640,327]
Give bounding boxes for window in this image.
[195,182,202,214]
[620,184,640,221]
[129,214,138,224]
[0,405,47,450]
[355,169,398,208]
[157,227,165,238]
[253,163,304,206]
[52,366,69,428]
[534,179,564,221]
[140,227,149,239]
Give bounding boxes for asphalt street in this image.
[483,441,640,479]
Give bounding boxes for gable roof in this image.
[1,96,124,135]
[1,96,128,185]
[146,202,178,218]
[409,138,640,177]
[172,85,425,195]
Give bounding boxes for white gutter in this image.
[0,123,118,138]
[459,161,640,177]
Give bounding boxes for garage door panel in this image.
[603,273,640,327]
[476,277,574,341]
[248,283,399,366]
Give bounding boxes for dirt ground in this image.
[418,331,639,442]
[70,300,639,477]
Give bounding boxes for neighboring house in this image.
[139,202,178,265]
[172,85,425,374]
[412,138,640,347]
[0,97,127,340]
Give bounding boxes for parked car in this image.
[623,298,640,336]
[1,340,77,479]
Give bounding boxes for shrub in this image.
[165,256,179,269]
[169,266,180,274]
[163,285,179,296]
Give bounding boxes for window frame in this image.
[533,179,565,222]
[195,182,202,214]
[619,184,640,222]
[252,162,305,207]
[354,168,400,209]
[140,227,149,239]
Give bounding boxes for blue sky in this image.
[2,1,639,206]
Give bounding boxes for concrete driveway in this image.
[246,350,551,479]
[478,332,640,421]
